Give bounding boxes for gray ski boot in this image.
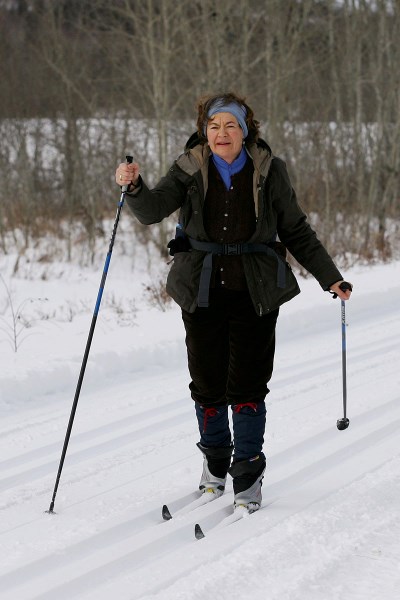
[229,454,266,513]
[197,443,233,498]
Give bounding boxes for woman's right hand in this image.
[115,161,140,188]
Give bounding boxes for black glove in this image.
[167,236,191,256]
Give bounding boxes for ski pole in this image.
[46,155,133,514]
[337,299,350,430]
[332,281,352,431]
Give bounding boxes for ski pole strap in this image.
[188,238,286,308]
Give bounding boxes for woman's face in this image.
[206,112,244,164]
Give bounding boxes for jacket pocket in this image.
[245,254,301,315]
[166,251,203,313]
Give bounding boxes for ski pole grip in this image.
[330,281,352,299]
[120,156,134,194]
[339,281,352,293]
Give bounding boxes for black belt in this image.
[188,238,286,308]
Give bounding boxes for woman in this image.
[115,92,352,514]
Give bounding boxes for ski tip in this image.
[162,504,172,521]
[195,523,205,540]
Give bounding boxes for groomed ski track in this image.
[0,275,399,600]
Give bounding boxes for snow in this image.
[0,224,399,600]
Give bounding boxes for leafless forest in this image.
[0,0,399,265]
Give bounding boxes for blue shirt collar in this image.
[211,147,248,190]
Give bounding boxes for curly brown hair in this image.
[196,91,260,144]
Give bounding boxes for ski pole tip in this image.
[45,501,56,514]
[337,417,350,431]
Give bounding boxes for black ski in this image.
[162,504,173,521]
[195,523,205,539]
[194,505,253,539]
[162,491,222,521]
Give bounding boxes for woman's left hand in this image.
[330,280,353,300]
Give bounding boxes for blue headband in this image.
[205,100,248,139]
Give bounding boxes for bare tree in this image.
[0,0,399,263]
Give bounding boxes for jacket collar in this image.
[176,134,274,217]
[178,133,273,178]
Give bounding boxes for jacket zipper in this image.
[255,167,275,317]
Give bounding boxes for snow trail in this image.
[0,260,399,599]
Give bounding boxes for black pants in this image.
[182,289,278,407]
[182,289,278,458]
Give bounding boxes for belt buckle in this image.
[224,243,242,255]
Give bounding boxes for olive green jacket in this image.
[125,136,342,315]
